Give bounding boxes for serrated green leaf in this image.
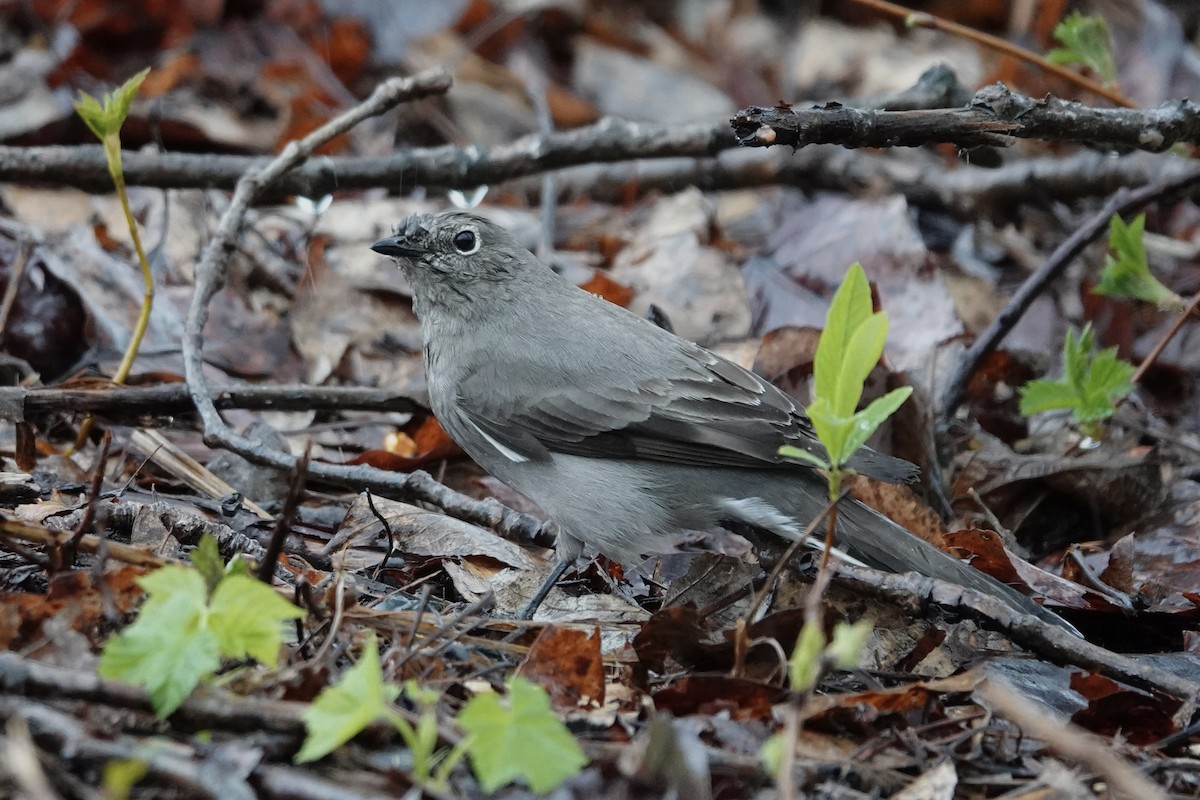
[1077,347,1135,423]
[209,575,303,665]
[190,534,224,594]
[1063,326,1094,396]
[295,636,400,763]
[1017,378,1079,415]
[1019,325,1135,430]
[98,566,220,716]
[814,263,873,403]
[459,676,587,793]
[1095,214,1184,308]
[1046,11,1117,85]
[788,621,826,692]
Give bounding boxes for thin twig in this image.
[0,239,30,347]
[847,0,1135,107]
[1,383,421,421]
[744,489,849,624]
[62,430,111,567]
[0,516,168,570]
[1129,286,1200,385]
[8,91,1199,199]
[978,681,1167,800]
[256,441,311,584]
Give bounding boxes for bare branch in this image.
[0,80,1192,202]
[733,84,1200,152]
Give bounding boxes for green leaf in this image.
[98,566,220,716]
[802,262,912,472]
[825,620,872,670]
[834,312,888,416]
[209,575,303,666]
[788,621,826,692]
[1046,11,1117,86]
[839,387,913,462]
[1063,326,1093,396]
[102,757,150,800]
[1018,324,1135,431]
[190,534,224,595]
[225,554,253,579]
[1077,347,1136,423]
[806,397,853,470]
[777,444,830,470]
[1094,214,1184,309]
[458,676,587,793]
[74,68,150,141]
[295,635,401,763]
[759,732,784,775]
[814,263,873,404]
[1016,379,1079,415]
[404,680,441,708]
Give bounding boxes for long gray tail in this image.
[831,498,1078,634]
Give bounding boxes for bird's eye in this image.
[452,229,479,254]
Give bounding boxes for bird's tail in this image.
[718,474,1078,634]
[825,498,1078,634]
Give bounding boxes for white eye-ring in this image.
[452,227,480,254]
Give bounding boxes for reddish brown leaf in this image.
[517,625,605,710]
[652,675,783,721]
[0,566,147,651]
[580,271,635,307]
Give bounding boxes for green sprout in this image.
[1018,324,1135,439]
[71,68,154,450]
[1094,214,1185,310]
[1046,11,1117,87]
[779,262,912,504]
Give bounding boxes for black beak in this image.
[371,235,423,258]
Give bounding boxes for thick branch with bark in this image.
[733,84,1200,152]
[0,117,732,198]
[0,79,1193,201]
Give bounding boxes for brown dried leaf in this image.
[517,625,605,710]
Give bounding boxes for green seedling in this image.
[778,262,912,504]
[297,635,467,790]
[1018,324,1135,439]
[71,68,154,451]
[458,675,587,794]
[1094,214,1185,310]
[1046,11,1117,87]
[99,534,303,717]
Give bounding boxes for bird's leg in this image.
[517,559,572,620]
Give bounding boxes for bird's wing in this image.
[456,339,916,481]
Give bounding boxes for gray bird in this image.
[372,210,1073,631]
